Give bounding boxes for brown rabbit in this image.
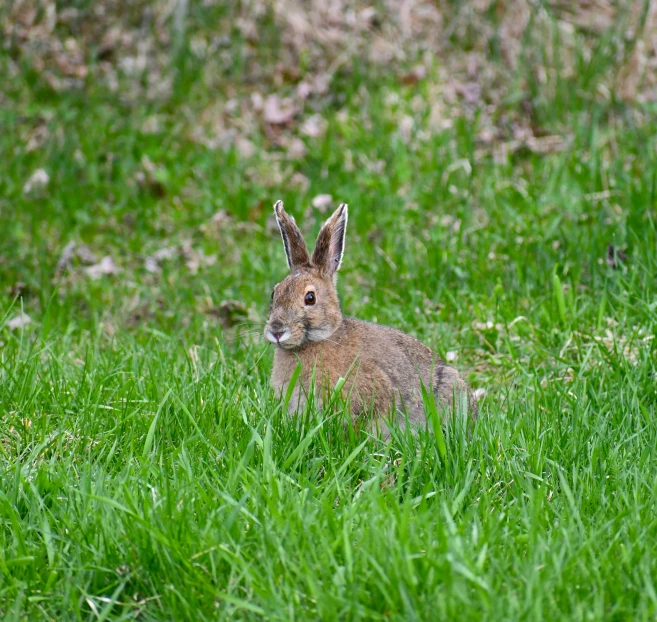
[265,200,477,435]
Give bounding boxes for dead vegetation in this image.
[3,0,656,159]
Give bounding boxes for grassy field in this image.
[1,2,657,619]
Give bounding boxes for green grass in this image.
[1,4,657,620]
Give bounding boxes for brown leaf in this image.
[210,210,231,226]
[136,156,166,198]
[276,62,301,83]
[263,95,297,126]
[8,282,27,299]
[75,245,97,265]
[398,115,414,144]
[97,26,123,61]
[56,241,78,274]
[312,194,333,212]
[605,244,628,269]
[182,242,216,274]
[289,172,310,192]
[209,300,249,329]
[400,64,426,85]
[25,122,49,152]
[144,246,176,273]
[453,80,481,105]
[282,136,307,160]
[248,200,266,222]
[23,169,50,194]
[56,242,97,274]
[85,256,119,280]
[200,210,232,237]
[235,136,256,158]
[144,257,160,274]
[7,313,32,330]
[300,113,328,139]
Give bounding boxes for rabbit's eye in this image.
[304,291,316,306]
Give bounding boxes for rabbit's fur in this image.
[265,201,477,434]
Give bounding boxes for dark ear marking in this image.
[311,203,348,276]
[274,200,310,269]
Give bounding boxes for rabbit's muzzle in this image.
[264,314,305,348]
[265,319,290,345]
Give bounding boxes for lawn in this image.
[1,2,657,620]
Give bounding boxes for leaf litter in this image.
[7,0,652,166]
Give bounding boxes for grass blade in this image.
[420,380,447,463]
[283,360,302,412]
[142,388,173,457]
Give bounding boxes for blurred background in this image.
[1,0,655,348]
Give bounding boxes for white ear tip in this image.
[274,200,284,213]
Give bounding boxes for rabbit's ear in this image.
[312,203,348,276]
[274,201,310,269]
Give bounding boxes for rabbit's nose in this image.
[272,332,285,342]
[269,320,284,332]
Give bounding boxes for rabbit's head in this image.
[265,200,348,350]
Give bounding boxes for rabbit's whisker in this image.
[231,322,264,328]
[221,331,264,343]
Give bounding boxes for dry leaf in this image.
[75,245,97,265]
[263,95,297,126]
[85,256,119,279]
[235,136,256,158]
[8,282,27,298]
[297,73,331,100]
[182,242,217,274]
[300,113,328,138]
[282,136,307,159]
[56,241,77,274]
[400,64,426,85]
[57,242,97,274]
[25,122,49,152]
[200,210,232,237]
[290,172,310,192]
[210,210,231,226]
[297,81,313,100]
[399,115,414,144]
[141,115,163,134]
[23,169,50,194]
[209,300,249,329]
[137,155,167,198]
[453,80,481,105]
[312,194,333,212]
[7,313,32,330]
[145,246,177,274]
[144,257,160,273]
[606,244,628,269]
